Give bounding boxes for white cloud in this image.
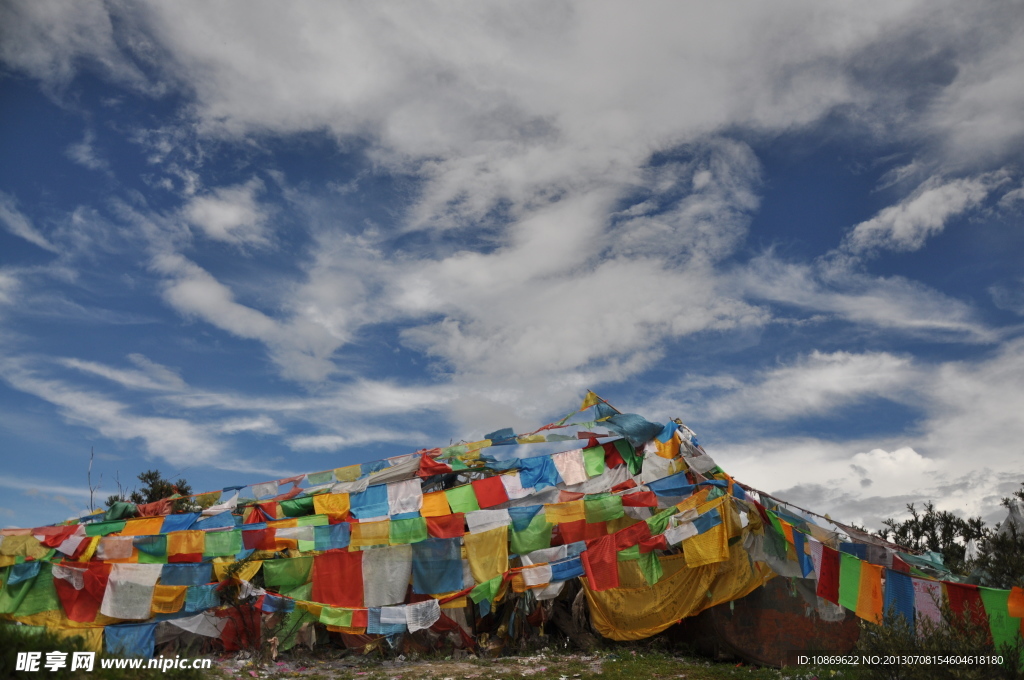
[705,350,917,422]
[182,178,271,246]
[844,174,1001,253]
[0,270,19,305]
[0,191,58,253]
[0,0,155,93]
[66,129,109,171]
[58,353,187,392]
[0,358,224,468]
[740,253,994,342]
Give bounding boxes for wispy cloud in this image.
[0,191,58,253]
[844,174,1005,254]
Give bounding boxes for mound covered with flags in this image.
[1,393,1021,660]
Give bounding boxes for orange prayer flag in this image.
[1008,587,1024,619]
[421,491,452,518]
[856,562,884,624]
[120,517,165,536]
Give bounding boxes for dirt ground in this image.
[215,649,807,680]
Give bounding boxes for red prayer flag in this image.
[272,486,302,502]
[582,534,619,591]
[603,442,625,469]
[242,528,276,551]
[34,525,77,548]
[816,545,840,604]
[613,521,651,550]
[417,452,453,478]
[312,549,364,608]
[945,582,989,632]
[471,476,509,509]
[53,562,110,623]
[620,490,658,507]
[137,498,173,517]
[246,502,277,524]
[558,490,585,502]
[427,514,466,539]
[639,534,668,553]
[559,519,608,545]
[610,479,637,493]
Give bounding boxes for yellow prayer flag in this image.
[349,520,391,549]
[334,465,361,482]
[167,531,204,556]
[313,493,350,522]
[151,585,187,614]
[121,517,165,536]
[464,525,508,584]
[581,391,601,411]
[213,557,263,583]
[653,433,680,459]
[77,536,100,563]
[544,501,585,524]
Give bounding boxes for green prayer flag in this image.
[584,494,624,523]
[979,587,1022,650]
[305,471,334,486]
[617,545,640,561]
[762,512,788,561]
[204,530,242,557]
[470,575,503,604]
[638,551,663,586]
[135,535,167,564]
[319,606,354,627]
[104,501,137,521]
[510,514,553,555]
[280,497,315,517]
[390,517,429,544]
[280,582,312,602]
[445,485,481,514]
[614,440,642,475]
[85,520,126,537]
[582,447,606,477]
[295,514,329,527]
[450,458,470,471]
[0,563,60,616]
[838,552,862,612]
[441,445,468,459]
[646,507,676,536]
[263,556,313,589]
[278,607,316,651]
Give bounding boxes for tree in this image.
[969,484,1024,589]
[876,501,987,575]
[105,469,194,510]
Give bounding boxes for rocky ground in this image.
[215,649,831,680]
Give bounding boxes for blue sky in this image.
[1,2,1023,531]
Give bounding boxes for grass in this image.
[0,623,224,680]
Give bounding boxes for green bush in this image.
[851,605,1024,680]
